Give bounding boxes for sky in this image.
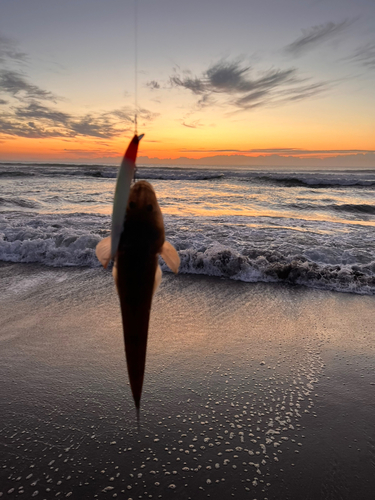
[0,0,374,166]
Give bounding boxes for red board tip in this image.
[124,134,144,164]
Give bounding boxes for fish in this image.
[95,135,180,422]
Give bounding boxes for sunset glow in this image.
[0,0,374,166]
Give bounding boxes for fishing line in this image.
[133,0,139,183]
[134,0,138,136]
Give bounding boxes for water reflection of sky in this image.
[1,171,375,230]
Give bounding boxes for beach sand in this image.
[1,263,375,499]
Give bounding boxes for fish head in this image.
[122,180,165,251]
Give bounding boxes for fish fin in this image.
[160,241,180,274]
[112,260,118,291]
[153,264,162,295]
[95,236,112,269]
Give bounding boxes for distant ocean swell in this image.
[1,164,375,188]
[1,214,374,295]
[1,196,374,216]
[289,202,375,215]
[253,175,375,188]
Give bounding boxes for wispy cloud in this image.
[276,82,329,102]
[0,35,157,140]
[69,115,124,139]
[146,80,160,90]
[347,42,375,69]
[0,69,57,102]
[169,59,329,111]
[14,101,69,123]
[0,101,157,139]
[0,117,67,138]
[0,35,27,65]
[285,20,353,56]
[170,74,206,94]
[136,108,159,123]
[182,120,203,129]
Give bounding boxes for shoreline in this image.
[1,263,375,499]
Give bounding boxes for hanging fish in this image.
[96,135,180,423]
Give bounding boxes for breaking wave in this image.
[1,213,374,295]
[174,245,375,295]
[1,162,374,295]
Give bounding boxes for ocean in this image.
[1,162,374,294]
[1,161,375,499]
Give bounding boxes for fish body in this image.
[96,136,179,415]
[115,180,165,409]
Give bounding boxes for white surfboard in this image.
[110,157,135,259]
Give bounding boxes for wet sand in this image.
[1,263,375,499]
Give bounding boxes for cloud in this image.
[0,69,56,102]
[0,116,68,138]
[110,108,134,121]
[234,89,273,108]
[137,107,160,122]
[347,42,375,69]
[0,35,57,103]
[170,60,329,111]
[0,99,157,139]
[170,75,206,94]
[14,101,69,123]
[0,35,158,140]
[182,120,203,129]
[0,100,72,138]
[146,80,160,90]
[0,35,27,65]
[285,20,352,56]
[70,116,117,138]
[196,93,215,109]
[276,82,328,102]
[205,63,296,95]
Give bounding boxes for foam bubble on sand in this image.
[2,268,374,498]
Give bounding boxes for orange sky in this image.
[1,1,374,166]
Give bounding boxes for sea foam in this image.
[1,212,374,295]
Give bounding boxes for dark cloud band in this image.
[169,60,328,111]
[0,69,56,101]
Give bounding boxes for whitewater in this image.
[0,162,374,295]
